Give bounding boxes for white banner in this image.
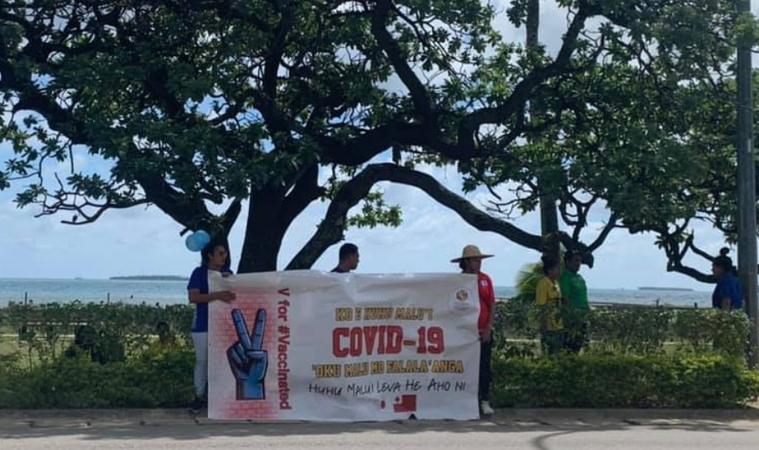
[208,271,480,421]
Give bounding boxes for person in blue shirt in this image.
[711,248,744,311]
[187,239,236,411]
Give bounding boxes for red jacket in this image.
[477,272,495,331]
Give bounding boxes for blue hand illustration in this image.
[227,308,268,400]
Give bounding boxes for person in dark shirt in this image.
[711,248,743,311]
[332,243,359,273]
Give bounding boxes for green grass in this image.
[0,334,78,370]
[0,335,18,356]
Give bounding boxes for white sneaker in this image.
[480,400,495,416]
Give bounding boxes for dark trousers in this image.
[541,331,567,356]
[565,322,588,354]
[479,340,492,401]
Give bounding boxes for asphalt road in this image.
[2,409,759,449]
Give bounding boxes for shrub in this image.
[1,301,194,366]
[492,300,751,357]
[0,348,195,409]
[588,307,673,354]
[491,353,759,408]
[672,310,750,357]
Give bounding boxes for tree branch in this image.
[586,212,618,253]
[370,0,434,118]
[221,199,242,236]
[287,163,545,270]
[684,234,717,263]
[658,225,716,283]
[456,2,599,149]
[318,122,429,165]
[281,162,324,227]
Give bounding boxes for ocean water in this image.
[0,277,713,308]
[494,286,711,308]
[0,278,189,306]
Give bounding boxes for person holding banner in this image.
[331,243,360,273]
[452,245,496,416]
[187,239,236,412]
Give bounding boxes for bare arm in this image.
[188,288,235,304]
[480,279,497,343]
[482,312,495,343]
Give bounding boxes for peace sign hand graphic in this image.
[227,308,268,400]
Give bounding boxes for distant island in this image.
[638,286,693,292]
[110,275,188,281]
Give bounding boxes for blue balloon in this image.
[185,230,212,252]
[195,230,211,248]
[185,234,201,252]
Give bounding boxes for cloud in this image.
[0,195,190,279]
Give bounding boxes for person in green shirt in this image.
[559,250,589,353]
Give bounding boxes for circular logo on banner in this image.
[451,287,474,311]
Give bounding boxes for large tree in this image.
[510,6,759,283]
[1,0,745,276]
[0,0,490,272]
[364,0,752,282]
[0,0,604,272]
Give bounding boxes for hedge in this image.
[0,301,193,366]
[493,298,751,357]
[1,302,757,409]
[2,301,751,363]
[1,352,756,409]
[491,353,759,408]
[0,349,195,409]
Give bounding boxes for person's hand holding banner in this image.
[227,308,268,400]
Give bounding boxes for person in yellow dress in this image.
[535,255,567,355]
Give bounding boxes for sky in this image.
[0,1,755,289]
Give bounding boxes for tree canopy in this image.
[1,0,754,277]
[392,0,758,283]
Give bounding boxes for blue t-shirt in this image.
[712,274,743,310]
[188,266,231,332]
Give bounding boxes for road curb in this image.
[2,408,759,428]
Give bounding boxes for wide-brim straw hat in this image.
[451,245,494,263]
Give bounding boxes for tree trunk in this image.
[237,185,288,273]
[527,0,539,46]
[527,0,561,259]
[237,163,322,273]
[540,191,560,257]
